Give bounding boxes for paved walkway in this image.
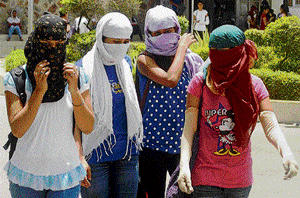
[0,95,299,198]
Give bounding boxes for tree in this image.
[104,0,142,18]
[60,0,105,31]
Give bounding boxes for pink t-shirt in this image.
[187,73,269,188]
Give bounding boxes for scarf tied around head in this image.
[144,5,181,56]
[24,14,67,103]
[143,5,203,78]
[208,25,259,148]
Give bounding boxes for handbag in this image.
[166,72,206,198]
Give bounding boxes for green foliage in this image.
[270,60,300,74]
[104,0,142,18]
[251,68,300,100]
[66,30,96,62]
[128,42,146,78]
[254,46,279,69]
[178,16,189,35]
[264,16,300,62]
[189,30,209,61]
[193,30,209,48]
[4,49,26,72]
[60,0,104,29]
[244,29,265,47]
[189,43,209,61]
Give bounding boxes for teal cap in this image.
[209,25,246,49]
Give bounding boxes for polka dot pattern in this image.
[143,64,190,154]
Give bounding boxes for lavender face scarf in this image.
[144,5,181,56]
[144,5,204,78]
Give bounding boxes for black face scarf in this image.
[24,14,67,103]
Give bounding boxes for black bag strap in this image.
[10,65,27,105]
[135,65,151,114]
[3,65,27,159]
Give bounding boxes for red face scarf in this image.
[209,39,259,148]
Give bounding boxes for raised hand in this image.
[34,60,50,95]
[178,33,197,50]
[63,63,79,94]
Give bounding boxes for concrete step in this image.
[0,34,29,41]
[0,41,26,57]
[0,34,28,57]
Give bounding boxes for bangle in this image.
[72,101,84,107]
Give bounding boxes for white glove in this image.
[283,155,298,180]
[178,164,193,194]
[260,111,299,180]
[178,107,199,194]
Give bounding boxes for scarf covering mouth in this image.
[208,25,259,148]
[81,12,143,160]
[24,14,67,103]
[144,5,181,56]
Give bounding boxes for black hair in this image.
[280,4,289,14]
[262,5,270,11]
[43,11,51,15]
[198,0,204,5]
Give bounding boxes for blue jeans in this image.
[8,25,22,38]
[193,185,252,198]
[81,155,139,198]
[9,182,80,198]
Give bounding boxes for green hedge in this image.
[264,16,300,63]
[254,46,279,69]
[251,68,300,101]
[244,28,265,47]
[66,30,96,62]
[4,49,26,72]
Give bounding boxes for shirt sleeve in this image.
[204,10,209,25]
[251,74,269,102]
[187,73,203,99]
[3,72,18,96]
[79,67,90,93]
[193,10,197,17]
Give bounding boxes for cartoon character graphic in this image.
[206,105,241,156]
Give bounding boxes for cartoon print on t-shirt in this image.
[110,81,123,94]
[205,103,241,156]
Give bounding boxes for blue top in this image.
[76,56,137,164]
[137,63,190,154]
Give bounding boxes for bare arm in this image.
[74,125,91,188]
[71,89,94,134]
[259,96,273,112]
[204,14,209,25]
[137,33,196,88]
[6,61,50,138]
[263,16,268,27]
[63,63,94,134]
